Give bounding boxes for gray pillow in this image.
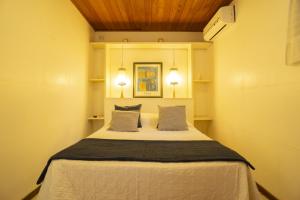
[115,104,142,128]
[158,106,188,131]
[109,111,139,132]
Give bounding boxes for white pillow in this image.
[140,113,158,128]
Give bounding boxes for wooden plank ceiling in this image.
[71,0,232,31]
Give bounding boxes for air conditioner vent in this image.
[203,5,235,41]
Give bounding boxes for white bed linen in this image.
[88,123,211,141]
[37,125,260,200]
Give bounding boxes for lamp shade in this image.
[166,67,181,85]
[115,67,130,87]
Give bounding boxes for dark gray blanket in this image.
[37,138,254,184]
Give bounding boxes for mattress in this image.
[88,123,211,141]
[37,124,260,200]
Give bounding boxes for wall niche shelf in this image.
[88,116,104,121]
[89,78,105,83]
[192,44,213,134]
[88,43,105,133]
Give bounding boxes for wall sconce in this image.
[166,49,181,98]
[115,42,129,98]
[115,67,129,98]
[167,67,181,98]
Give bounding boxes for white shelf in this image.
[193,80,211,83]
[90,42,212,50]
[88,116,104,121]
[194,116,213,121]
[89,78,105,83]
[90,42,106,48]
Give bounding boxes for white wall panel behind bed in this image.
[88,42,213,133]
[105,43,192,99]
[104,98,194,124]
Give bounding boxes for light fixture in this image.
[166,49,181,98]
[115,42,129,98]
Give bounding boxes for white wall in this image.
[0,0,92,199]
[104,98,194,124]
[105,44,192,98]
[93,31,203,42]
[211,0,300,199]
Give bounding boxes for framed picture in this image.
[133,62,163,98]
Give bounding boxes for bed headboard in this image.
[104,98,194,124]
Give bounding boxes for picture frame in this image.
[133,62,163,98]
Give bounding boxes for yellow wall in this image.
[211,0,300,199]
[0,0,91,199]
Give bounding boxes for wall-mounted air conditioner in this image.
[203,5,235,41]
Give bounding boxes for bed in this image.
[37,113,260,200]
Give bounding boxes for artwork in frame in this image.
[133,62,163,98]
